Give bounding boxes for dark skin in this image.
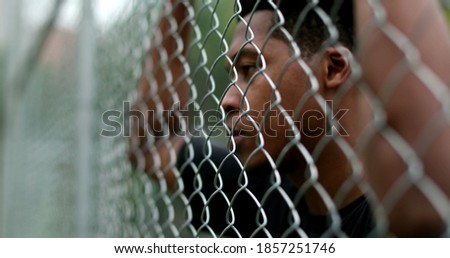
[223,10,363,215]
[355,0,450,237]
[131,0,450,237]
[129,0,190,190]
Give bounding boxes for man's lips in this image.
[225,125,244,146]
[228,127,257,148]
[231,134,244,146]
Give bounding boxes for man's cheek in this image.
[301,110,325,138]
[239,110,261,137]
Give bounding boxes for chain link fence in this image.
[1,0,450,237]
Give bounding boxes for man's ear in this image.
[321,47,352,89]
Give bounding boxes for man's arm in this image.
[355,0,450,236]
[129,0,192,191]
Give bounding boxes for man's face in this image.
[223,10,324,171]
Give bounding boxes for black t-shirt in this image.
[177,138,374,237]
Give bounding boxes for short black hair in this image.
[238,0,354,57]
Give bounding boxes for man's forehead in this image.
[228,10,275,55]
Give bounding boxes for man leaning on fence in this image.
[129,0,450,237]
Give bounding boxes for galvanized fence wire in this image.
[359,0,450,235]
[1,0,450,238]
[123,0,450,238]
[0,0,79,237]
[97,0,168,237]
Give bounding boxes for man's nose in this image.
[221,84,243,115]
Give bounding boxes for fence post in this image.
[76,0,97,237]
[0,0,23,237]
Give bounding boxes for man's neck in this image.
[286,139,364,215]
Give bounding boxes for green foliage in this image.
[441,0,450,23]
[189,0,236,109]
[446,10,450,24]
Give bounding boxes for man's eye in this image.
[241,65,256,78]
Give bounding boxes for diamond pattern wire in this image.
[2,0,449,238]
[120,0,450,238]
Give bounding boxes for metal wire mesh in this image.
[1,0,450,238]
